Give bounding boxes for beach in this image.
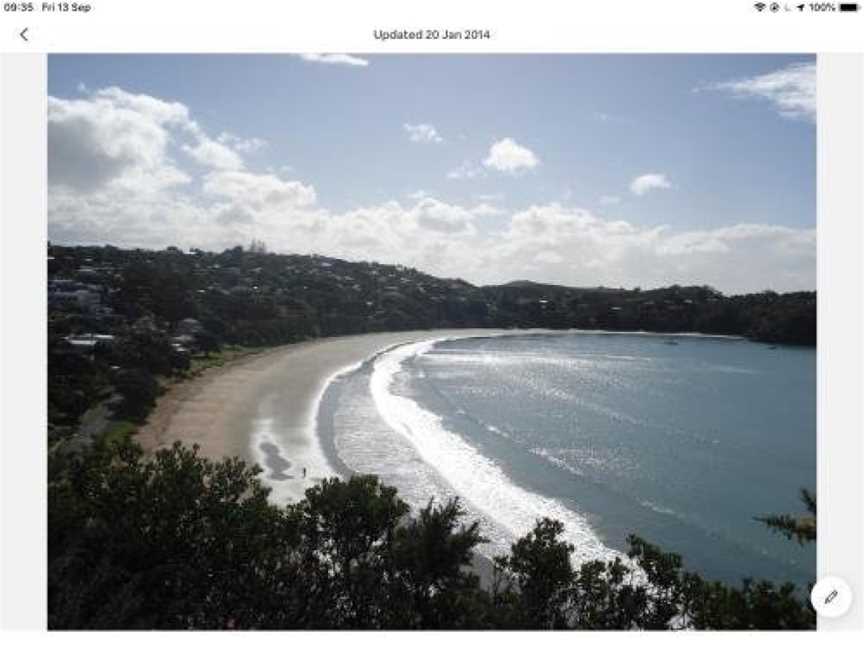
[133,327,817,587]
[137,329,506,502]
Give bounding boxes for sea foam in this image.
[369,339,621,564]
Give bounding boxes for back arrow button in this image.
[20,27,29,42]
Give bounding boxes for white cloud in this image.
[202,170,316,210]
[483,138,540,174]
[182,136,245,171]
[48,178,815,294]
[217,132,268,153]
[707,61,816,123]
[468,204,503,217]
[630,173,672,196]
[48,86,815,295]
[47,87,191,193]
[534,250,565,265]
[410,198,477,234]
[447,161,485,180]
[93,86,192,125]
[298,53,369,67]
[481,204,813,293]
[403,123,443,143]
[47,85,270,189]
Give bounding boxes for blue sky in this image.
[47,54,816,293]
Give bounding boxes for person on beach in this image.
[302,467,307,478]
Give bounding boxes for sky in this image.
[47,54,816,294]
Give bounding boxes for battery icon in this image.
[839,3,860,10]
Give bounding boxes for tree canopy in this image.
[48,440,816,630]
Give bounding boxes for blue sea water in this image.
[317,332,816,588]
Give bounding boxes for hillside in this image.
[49,243,816,345]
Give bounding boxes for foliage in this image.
[50,245,816,350]
[48,440,816,630]
[756,488,817,545]
[110,368,160,422]
[98,419,139,452]
[493,518,574,628]
[48,334,108,426]
[492,524,815,630]
[49,441,293,629]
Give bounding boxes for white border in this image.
[817,53,864,631]
[0,53,47,631]
[1,0,863,53]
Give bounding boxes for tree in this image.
[48,441,291,629]
[389,498,487,628]
[492,519,815,630]
[756,488,817,545]
[111,368,159,421]
[290,475,409,628]
[194,330,221,355]
[109,330,175,376]
[48,445,492,629]
[47,439,817,630]
[493,518,574,628]
[249,239,268,254]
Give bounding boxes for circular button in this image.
[810,576,852,619]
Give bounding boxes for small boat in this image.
[664,339,679,346]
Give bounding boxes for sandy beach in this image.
[137,329,506,502]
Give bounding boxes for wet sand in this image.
[137,329,508,502]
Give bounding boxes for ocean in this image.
[316,332,816,588]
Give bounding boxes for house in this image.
[64,333,115,353]
[48,287,101,312]
[170,334,196,354]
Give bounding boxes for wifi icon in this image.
[754,1,767,10]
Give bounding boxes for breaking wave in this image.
[369,339,621,564]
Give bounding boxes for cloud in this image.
[468,203,503,217]
[707,61,816,123]
[410,198,477,234]
[47,88,191,193]
[213,203,257,226]
[298,53,369,67]
[483,204,813,293]
[403,123,443,143]
[48,85,272,191]
[217,132,268,154]
[630,173,671,196]
[483,138,540,174]
[182,136,244,171]
[447,161,485,180]
[202,170,316,210]
[48,85,814,295]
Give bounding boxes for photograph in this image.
[45,53,817,630]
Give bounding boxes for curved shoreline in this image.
[135,328,810,586]
[369,338,621,564]
[136,329,512,502]
[137,327,752,504]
